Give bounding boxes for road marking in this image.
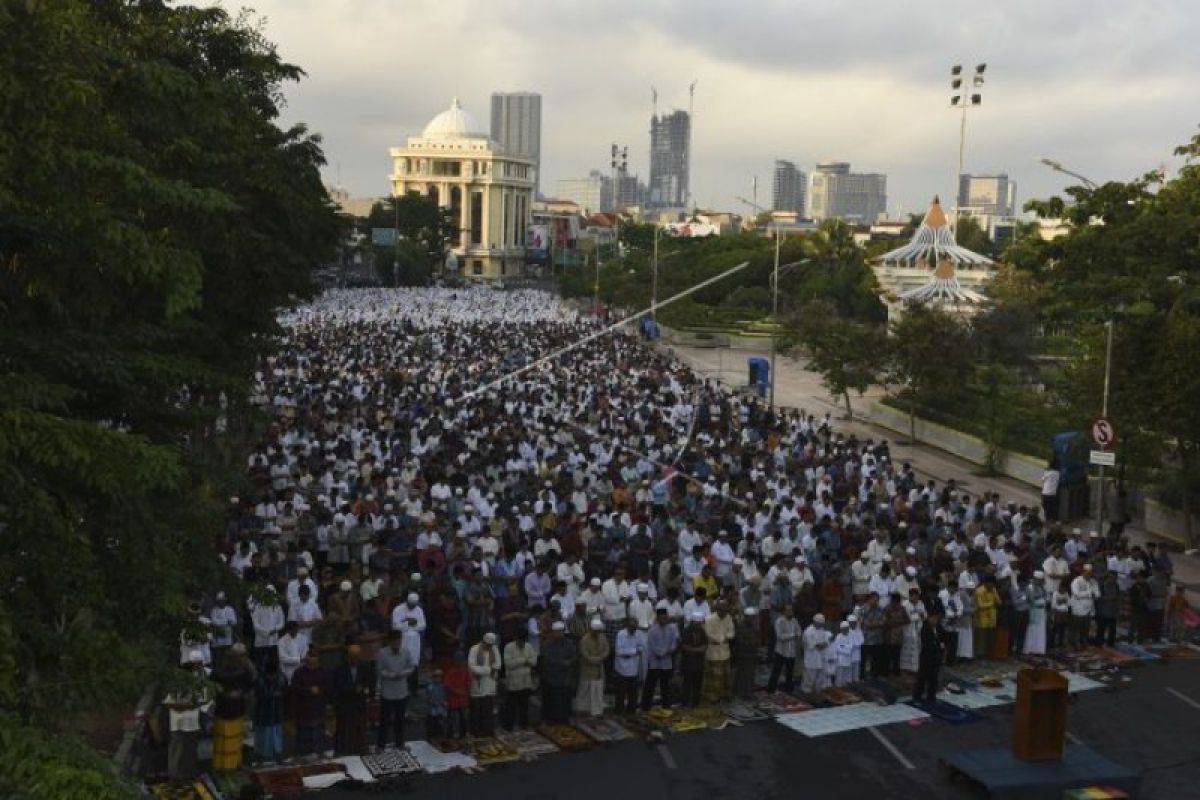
[657,743,677,770]
[1065,731,1083,745]
[1167,687,1200,711]
[868,725,915,770]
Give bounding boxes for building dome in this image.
[422,97,488,140]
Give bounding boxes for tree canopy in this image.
[0,0,339,792]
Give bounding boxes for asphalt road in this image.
[320,659,1200,800]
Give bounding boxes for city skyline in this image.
[226,0,1200,216]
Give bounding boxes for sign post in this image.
[1090,411,1116,536]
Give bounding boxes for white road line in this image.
[868,725,915,770]
[1065,731,1084,745]
[1166,687,1200,711]
[657,743,677,769]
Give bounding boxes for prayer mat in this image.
[752,691,812,715]
[429,737,467,752]
[251,767,304,796]
[774,702,929,737]
[1064,671,1105,694]
[1154,645,1200,661]
[639,707,708,733]
[406,739,479,774]
[361,747,422,778]
[905,698,983,725]
[1114,642,1161,661]
[497,729,560,758]
[573,716,633,742]
[723,699,774,722]
[819,687,862,706]
[329,756,378,784]
[470,737,521,766]
[855,680,900,706]
[616,712,660,739]
[536,722,594,751]
[936,685,1011,710]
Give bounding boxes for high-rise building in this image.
[772,160,807,215]
[490,92,542,195]
[957,173,1016,217]
[555,170,612,214]
[648,110,690,210]
[808,161,887,223]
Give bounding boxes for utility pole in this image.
[687,79,697,213]
[652,224,660,320]
[770,226,780,410]
[1098,319,1114,537]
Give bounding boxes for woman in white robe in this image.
[1024,572,1048,655]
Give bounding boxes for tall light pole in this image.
[950,63,986,234]
[770,226,781,410]
[652,224,659,320]
[1039,158,1100,190]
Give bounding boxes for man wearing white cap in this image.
[1069,565,1100,649]
[628,582,656,628]
[578,578,605,619]
[801,613,831,693]
[286,566,318,610]
[467,632,502,737]
[576,618,610,717]
[1024,571,1049,655]
[209,592,237,668]
[540,621,577,723]
[711,531,736,585]
[392,592,426,695]
[642,604,679,709]
[832,621,856,686]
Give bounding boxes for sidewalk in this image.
[664,341,1200,598]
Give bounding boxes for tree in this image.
[887,303,973,441]
[618,220,656,253]
[0,0,339,783]
[954,214,993,255]
[366,193,458,281]
[786,300,888,419]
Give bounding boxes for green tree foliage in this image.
[954,214,993,256]
[0,0,339,785]
[366,193,458,283]
[785,300,888,419]
[887,303,974,441]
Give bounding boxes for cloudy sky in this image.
[221,0,1200,216]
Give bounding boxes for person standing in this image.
[291,652,329,757]
[702,602,735,705]
[1010,575,1031,656]
[392,592,426,697]
[502,627,537,729]
[211,643,256,772]
[641,605,679,709]
[250,586,285,674]
[613,617,643,714]
[1024,572,1048,655]
[333,645,372,756]
[1041,460,1061,523]
[832,622,855,686]
[467,632,502,736]
[1069,565,1099,649]
[165,651,212,781]
[540,621,578,723]
[911,610,945,704]
[576,618,610,717]
[253,653,285,765]
[376,631,415,749]
[767,604,800,692]
[679,612,708,707]
[733,608,761,697]
[801,614,831,693]
[973,579,999,660]
[209,592,238,669]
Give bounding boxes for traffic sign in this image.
[1089,450,1116,467]
[1090,417,1116,449]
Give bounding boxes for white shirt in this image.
[802,625,831,669]
[614,629,643,677]
[601,578,630,621]
[1041,469,1061,496]
[277,633,307,681]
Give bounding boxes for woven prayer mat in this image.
[536,722,594,751]
[406,739,479,773]
[637,707,708,733]
[905,698,983,725]
[819,687,863,706]
[724,699,775,722]
[361,747,422,778]
[752,690,812,715]
[470,737,521,766]
[573,716,633,742]
[497,729,560,758]
[251,767,304,796]
[1153,644,1200,661]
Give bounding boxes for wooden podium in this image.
[1012,667,1068,761]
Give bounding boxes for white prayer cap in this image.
[429,533,442,546]
[744,607,759,616]
[266,585,277,594]
[813,613,826,624]
[187,650,204,664]
[860,552,869,560]
[906,547,916,555]
[636,582,649,593]
[215,591,226,602]
[590,577,601,587]
[1072,528,1082,536]
[898,522,908,529]
[410,572,422,582]
[456,530,467,538]
[590,618,605,631]
[881,555,892,563]
[551,621,566,631]
[717,530,728,537]
[690,611,706,622]
[840,621,850,629]
[1089,530,1100,538]
[847,614,858,623]
[297,567,309,576]
[1033,570,1045,579]
[454,487,463,495]
[733,557,744,566]
[483,632,497,644]
[340,580,352,591]
[655,600,669,611]
[407,592,419,604]
[905,566,917,577]
[585,605,598,614]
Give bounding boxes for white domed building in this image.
[389,98,535,280]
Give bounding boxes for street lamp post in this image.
[652,225,660,320]
[950,63,986,234]
[769,227,781,410]
[1039,158,1100,190]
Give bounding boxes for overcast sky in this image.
[221,0,1200,217]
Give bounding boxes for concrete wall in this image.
[868,402,1045,486]
[1143,499,1199,548]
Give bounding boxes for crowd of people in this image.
[163,287,1194,779]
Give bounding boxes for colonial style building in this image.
[389,98,535,279]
